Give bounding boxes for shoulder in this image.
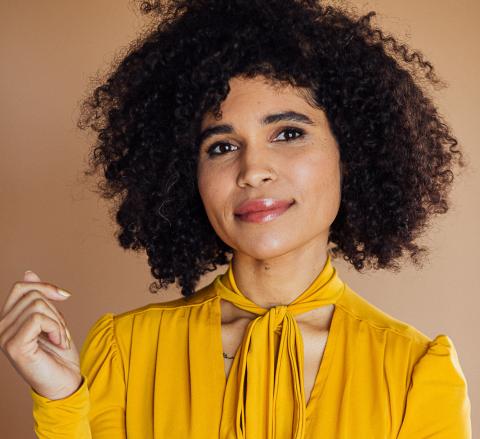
[80,282,219,364]
[336,283,432,345]
[109,280,218,321]
[337,283,471,407]
[336,283,469,386]
[334,282,460,373]
[86,281,219,341]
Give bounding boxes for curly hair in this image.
[78,0,467,298]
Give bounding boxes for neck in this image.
[231,239,330,309]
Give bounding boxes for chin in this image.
[233,238,299,261]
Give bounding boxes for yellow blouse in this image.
[31,256,472,438]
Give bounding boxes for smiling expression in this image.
[196,75,342,261]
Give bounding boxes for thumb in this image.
[24,270,42,282]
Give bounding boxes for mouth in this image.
[234,200,295,224]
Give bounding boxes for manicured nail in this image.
[57,288,72,297]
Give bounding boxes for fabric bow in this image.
[215,254,345,438]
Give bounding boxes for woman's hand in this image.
[0,270,82,400]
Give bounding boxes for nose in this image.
[236,144,277,188]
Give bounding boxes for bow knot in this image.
[264,305,289,336]
[270,305,288,327]
[215,254,345,438]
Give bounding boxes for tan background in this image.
[0,0,478,436]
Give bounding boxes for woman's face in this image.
[196,75,342,261]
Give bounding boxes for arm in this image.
[396,334,472,438]
[31,313,127,438]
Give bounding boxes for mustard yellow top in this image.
[31,256,472,438]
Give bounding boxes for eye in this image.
[206,142,239,157]
[274,127,305,142]
[205,127,305,157]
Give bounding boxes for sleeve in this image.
[396,334,472,438]
[30,312,127,439]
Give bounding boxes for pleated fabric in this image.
[30,254,472,438]
[215,254,345,439]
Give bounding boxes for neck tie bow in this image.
[214,254,345,438]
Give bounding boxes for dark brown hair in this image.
[78,0,467,297]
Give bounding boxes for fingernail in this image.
[57,288,72,297]
[24,270,34,275]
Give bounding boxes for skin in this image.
[0,74,343,405]
[196,75,343,400]
[197,74,342,313]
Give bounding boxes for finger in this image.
[37,335,80,369]
[0,301,68,352]
[0,296,68,349]
[23,270,42,283]
[2,313,63,359]
[0,289,67,330]
[37,334,69,359]
[1,280,71,318]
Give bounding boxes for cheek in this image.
[197,167,216,218]
[197,166,229,216]
[291,154,341,213]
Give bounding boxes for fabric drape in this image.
[30,255,472,438]
[216,254,344,438]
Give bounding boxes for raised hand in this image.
[0,270,82,400]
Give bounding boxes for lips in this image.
[234,198,294,215]
[233,198,295,224]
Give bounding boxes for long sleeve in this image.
[396,334,472,438]
[31,312,127,438]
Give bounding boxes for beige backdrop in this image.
[0,0,478,437]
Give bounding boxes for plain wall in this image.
[0,0,478,436]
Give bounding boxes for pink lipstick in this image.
[234,198,295,224]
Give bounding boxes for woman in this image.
[0,0,471,437]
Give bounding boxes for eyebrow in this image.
[196,110,315,147]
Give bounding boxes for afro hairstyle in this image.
[78,0,467,297]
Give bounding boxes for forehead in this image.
[200,75,317,126]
